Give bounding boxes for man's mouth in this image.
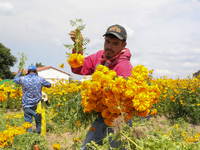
[105,49,114,53]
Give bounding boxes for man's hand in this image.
[70,30,76,43]
[18,69,22,72]
[70,30,83,44]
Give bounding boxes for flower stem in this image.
[120,131,143,150]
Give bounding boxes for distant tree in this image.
[0,43,17,79]
[193,70,200,78]
[35,62,45,67]
[31,62,45,67]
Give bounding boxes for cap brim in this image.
[103,32,124,40]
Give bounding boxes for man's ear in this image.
[122,42,127,49]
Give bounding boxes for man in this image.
[70,24,133,149]
[14,65,51,134]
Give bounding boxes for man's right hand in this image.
[70,30,76,43]
[70,30,83,44]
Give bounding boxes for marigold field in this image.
[0,65,200,150]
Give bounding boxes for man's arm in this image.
[42,79,51,88]
[13,70,22,84]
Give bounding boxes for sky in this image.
[0,0,200,80]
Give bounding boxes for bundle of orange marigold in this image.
[81,64,161,126]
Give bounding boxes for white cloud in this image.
[0,2,13,10]
[0,2,14,15]
[189,47,200,54]
[154,69,177,77]
[124,25,134,38]
[183,62,200,68]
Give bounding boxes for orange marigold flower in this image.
[104,118,113,126]
[150,108,157,116]
[90,127,96,132]
[149,69,154,74]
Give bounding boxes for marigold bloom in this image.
[79,64,161,126]
[74,137,79,142]
[23,122,32,129]
[150,108,157,116]
[67,53,84,68]
[53,143,61,150]
[59,63,64,68]
[90,127,95,132]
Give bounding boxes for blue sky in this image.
[0,0,200,80]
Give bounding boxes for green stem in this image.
[91,141,101,150]
[120,131,143,150]
[114,94,126,124]
[75,19,79,53]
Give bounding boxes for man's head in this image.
[28,65,37,74]
[103,24,127,59]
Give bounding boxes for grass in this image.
[1,107,200,150]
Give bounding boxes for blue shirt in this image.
[14,72,51,108]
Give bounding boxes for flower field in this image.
[0,65,200,149]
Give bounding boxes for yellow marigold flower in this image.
[195,133,199,141]
[67,53,84,68]
[132,92,151,112]
[23,122,32,129]
[95,64,109,73]
[59,63,64,68]
[74,137,79,142]
[53,143,61,150]
[173,124,178,129]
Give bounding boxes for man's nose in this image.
[107,43,112,49]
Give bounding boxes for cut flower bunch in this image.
[81,64,161,126]
[64,19,90,68]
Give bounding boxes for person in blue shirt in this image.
[14,65,51,134]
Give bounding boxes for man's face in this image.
[104,36,126,59]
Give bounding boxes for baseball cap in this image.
[28,65,37,71]
[103,24,127,41]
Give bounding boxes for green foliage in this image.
[33,62,45,67]
[18,52,27,70]
[17,52,27,76]
[49,90,97,132]
[12,133,49,150]
[36,62,45,67]
[0,43,17,79]
[193,70,200,78]
[152,76,200,124]
[64,18,90,56]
